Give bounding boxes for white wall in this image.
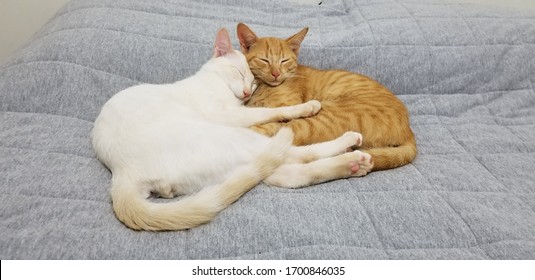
[0,0,71,63]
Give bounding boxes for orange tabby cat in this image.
[237,23,417,171]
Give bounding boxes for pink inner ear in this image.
[237,24,257,53]
[214,28,234,57]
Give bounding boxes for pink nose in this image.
[272,71,280,79]
[243,91,251,98]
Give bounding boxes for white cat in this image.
[92,28,373,231]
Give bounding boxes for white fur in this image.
[92,29,372,231]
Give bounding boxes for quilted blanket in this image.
[1,0,534,259]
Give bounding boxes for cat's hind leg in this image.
[287,132,363,163]
[265,150,373,188]
[142,180,189,199]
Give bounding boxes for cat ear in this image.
[237,23,258,53]
[286,27,308,56]
[214,28,234,57]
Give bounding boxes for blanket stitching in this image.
[53,4,535,23]
[470,154,535,217]
[423,91,529,191]
[318,0,348,14]
[0,145,95,160]
[412,119,535,126]
[392,3,486,248]
[452,92,535,200]
[0,110,95,124]
[225,238,535,259]
[433,117,514,192]
[351,0,378,77]
[395,1,436,95]
[21,26,535,54]
[455,6,481,44]
[54,4,245,26]
[0,60,142,84]
[250,187,535,195]
[423,90,522,248]
[351,15,535,21]
[403,160,491,236]
[353,194,391,259]
[416,150,535,157]
[38,27,211,46]
[316,3,325,69]
[524,21,535,96]
[435,193,491,258]
[482,95,527,143]
[1,192,109,205]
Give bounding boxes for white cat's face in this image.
[210,28,256,102]
[219,51,256,101]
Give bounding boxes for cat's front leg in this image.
[251,99,321,125]
[281,100,322,120]
[225,100,321,127]
[250,122,284,137]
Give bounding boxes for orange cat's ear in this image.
[237,23,258,53]
[214,28,234,57]
[286,27,308,56]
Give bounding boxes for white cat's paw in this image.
[284,100,322,120]
[340,131,363,151]
[306,100,321,116]
[348,151,373,177]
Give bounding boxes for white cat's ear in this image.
[214,28,234,57]
[237,23,258,53]
[286,27,308,56]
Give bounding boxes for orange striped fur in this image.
[237,23,417,171]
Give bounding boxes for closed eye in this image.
[281,58,290,64]
[258,58,270,64]
[232,66,244,78]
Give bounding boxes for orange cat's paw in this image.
[348,151,373,177]
[303,100,321,117]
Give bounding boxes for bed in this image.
[1,0,534,259]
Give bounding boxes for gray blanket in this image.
[1,0,534,259]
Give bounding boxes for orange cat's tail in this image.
[362,132,417,171]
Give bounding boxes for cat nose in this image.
[243,90,251,98]
[271,71,280,79]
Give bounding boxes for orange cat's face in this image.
[245,38,298,86]
[237,23,308,86]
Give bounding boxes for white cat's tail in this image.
[110,128,293,231]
